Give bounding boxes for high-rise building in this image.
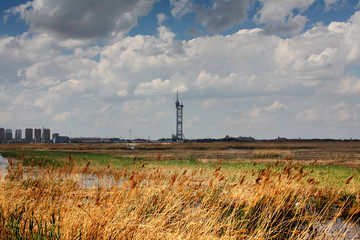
[0,128,4,143]
[5,129,12,142]
[42,128,50,143]
[34,128,41,143]
[15,129,22,141]
[25,128,33,142]
[175,92,184,140]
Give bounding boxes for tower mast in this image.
[175,91,184,140]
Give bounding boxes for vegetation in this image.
[0,142,359,239]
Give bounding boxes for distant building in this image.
[42,128,50,143]
[53,133,59,141]
[5,129,12,142]
[25,128,33,142]
[34,129,41,143]
[0,128,4,143]
[15,129,22,141]
[54,135,70,143]
[71,137,102,143]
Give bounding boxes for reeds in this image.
[0,153,359,239]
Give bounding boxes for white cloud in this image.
[202,98,223,109]
[263,101,287,112]
[195,0,250,33]
[255,0,315,36]
[156,13,167,25]
[251,101,287,118]
[256,0,315,23]
[324,0,343,9]
[170,0,193,19]
[195,71,221,88]
[2,8,360,138]
[8,0,159,40]
[335,109,352,121]
[250,108,261,118]
[263,14,308,36]
[296,109,320,122]
[52,112,71,122]
[331,101,347,110]
[337,76,360,95]
[326,101,359,122]
[134,78,171,95]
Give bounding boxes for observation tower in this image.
[175,92,184,140]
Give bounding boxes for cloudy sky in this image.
[1,0,360,140]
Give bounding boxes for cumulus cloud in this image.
[327,102,359,122]
[337,76,360,95]
[52,112,72,122]
[2,7,360,138]
[202,98,223,109]
[324,0,343,9]
[186,27,199,36]
[195,0,250,33]
[134,78,172,95]
[263,101,287,112]
[7,0,159,39]
[263,14,308,36]
[251,101,287,117]
[255,0,315,36]
[156,13,167,25]
[170,0,193,19]
[296,109,320,122]
[255,0,315,23]
[0,33,64,87]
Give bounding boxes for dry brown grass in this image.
[0,151,359,239]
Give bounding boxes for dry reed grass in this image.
[0,153,359,239]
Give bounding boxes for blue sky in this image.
[1,0,360,139]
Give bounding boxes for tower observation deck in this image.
[175,92,184,140]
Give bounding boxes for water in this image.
[0,154,8,180]
[318,218,360,239]
[0,154,121,188]
[0,154,7,169]
[77,173,122,188]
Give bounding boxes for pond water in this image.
[315,217,360,239]
[0,154,8,180]
[77,173,122,188]
[0,154,7,169]
[0,154,120,188]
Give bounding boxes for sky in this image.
[1,0,360,140]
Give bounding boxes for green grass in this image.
[304,164,360,187]
[1,150,358,189]
[0,150,133,168]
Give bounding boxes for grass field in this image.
[0,141,359,239]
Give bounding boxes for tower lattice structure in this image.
[175,92,184,140]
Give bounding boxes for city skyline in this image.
[1,0,360,139]
[0,127,52,143]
